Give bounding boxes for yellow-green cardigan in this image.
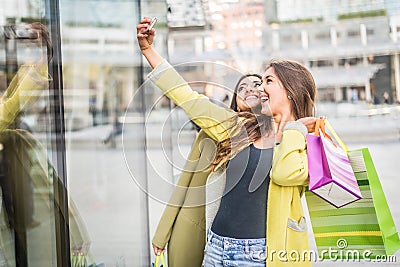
[149,60,311,267]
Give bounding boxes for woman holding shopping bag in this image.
[137,17,317,267]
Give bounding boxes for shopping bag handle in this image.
[154,252,166,267]
[314,118,325,136]
[323,119,349,152]
[314,118,334,142]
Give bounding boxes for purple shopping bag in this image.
[306,119,362,208]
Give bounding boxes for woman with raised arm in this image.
[151,72,263,266]
[137,17,317,267]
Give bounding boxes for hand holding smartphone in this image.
[137,17,164,68]
[145,17,158,33]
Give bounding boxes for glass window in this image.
[0,0,170,266]
[0,1,61,266]
[59,1,168,266]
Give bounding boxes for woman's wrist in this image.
[141,46,163,69]
[140,44,153,53]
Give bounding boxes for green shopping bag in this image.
[306,121,400,260]
[152,252,166,267]
[71,250,103,267]
[71,253,87,267]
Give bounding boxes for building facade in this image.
[263,0,400,104]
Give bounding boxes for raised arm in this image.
[137,18,235,142]
[0,64,49,132]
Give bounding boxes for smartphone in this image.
[146,17,158,32]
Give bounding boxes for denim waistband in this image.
[207,229,266,248]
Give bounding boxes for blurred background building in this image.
[0,0,399,266]
[263,0,400,105]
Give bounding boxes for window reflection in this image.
[1,0,174,265]
[0,21,59,266]
[60,1,159,266]
[0,11,90,267]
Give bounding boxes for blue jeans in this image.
[203,230,266,267]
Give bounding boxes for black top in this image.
[211,144,273,239]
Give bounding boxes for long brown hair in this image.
[211,112,272,170]
[211,73,272,170]
[211,60,316,170]
[268,59,316,119]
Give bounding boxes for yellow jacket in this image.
[152,130,217,267]
[148,60,311,267]
[0,64,48,131]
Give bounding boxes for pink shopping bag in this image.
[306,119,362,208]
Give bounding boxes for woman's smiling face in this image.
[235,75,262,111]
[258,67,292,119]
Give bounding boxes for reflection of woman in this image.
[1,22,51,131]
[0,23,53,266]
[138,17,317,267]
[0,23,50,237]
[151,73,263,266]
[0,23,92,266]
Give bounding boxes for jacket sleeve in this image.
[0,64,49,132]
[147,59,235,143]
[271,121,309,187]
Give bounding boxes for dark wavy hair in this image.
[211,73,272,170]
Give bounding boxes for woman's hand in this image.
[136,17,163,69]
[297,116,321,133]
[136,17,155,52]
[152,244,166,256]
